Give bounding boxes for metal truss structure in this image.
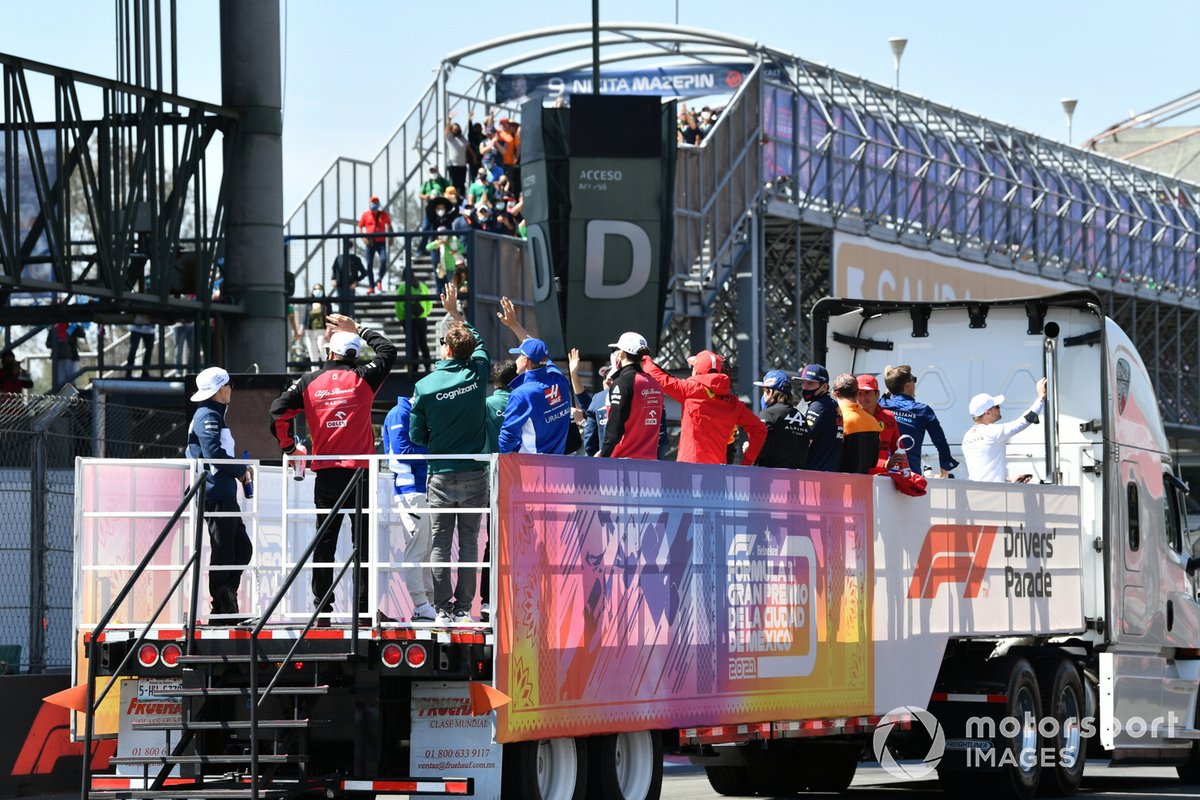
[0,52,234,330]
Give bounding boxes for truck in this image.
[70,291,1200,800]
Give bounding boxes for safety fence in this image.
[0,391,186,673]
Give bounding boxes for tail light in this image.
[160,643,182,668]
[381,643,403,668]
[137,643,160,668]
[405,644,428,668]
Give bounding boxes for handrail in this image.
[81,472,207,800]
[247,467,366,800]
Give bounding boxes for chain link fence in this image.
[0,391,186,673]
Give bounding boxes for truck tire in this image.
[1036,659,1086,796]
[994,657,1044,799]
[801,741,860,793]
[704,765,755,796]
[502,737,588,800]
[586,731,662,800]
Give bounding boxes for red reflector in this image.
[405,644,427,668]
[160,643,182,668]
[381,643,403,668]
[137,644,159,668]
[293,661,304,670]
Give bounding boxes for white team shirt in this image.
[961,398,1045,482]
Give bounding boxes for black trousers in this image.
[312,467,369,613]
[205,497,252,610]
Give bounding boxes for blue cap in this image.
[509,338,549,364]
[754,369,792,392]
[800,363,829,384]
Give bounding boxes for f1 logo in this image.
[907,525,998,599]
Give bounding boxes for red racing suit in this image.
[268,327,396,469]
[642,356,766,465]
[600,363,664,459]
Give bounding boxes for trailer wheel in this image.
[1036,659,1086,796]
[802,741,861,793]
[586,731,662,800]
[704,765,754,796]
[994,657,1044,799]
[502,737,588,800]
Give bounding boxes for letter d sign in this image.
[584,220,651,299]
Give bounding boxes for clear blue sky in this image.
[3,0,1197,215]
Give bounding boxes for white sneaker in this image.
[411,602,437,622]
[435,609,455,625]
[453,608,474,623]
[480,603,491,622]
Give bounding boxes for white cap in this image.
[608,331,648,355]
[969,392,1004,417]
[328,331,364,356]
[191,367,230,402]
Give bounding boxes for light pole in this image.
[1061,98,1078,145]
[888,37,907,90]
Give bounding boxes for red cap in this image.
[856,374,879,392]
[369,195,380,202]
[687,350,725,376]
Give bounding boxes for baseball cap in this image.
[856,374,880,392]
[799,363,829,384]
[369,195,380,202]
[509,337,549,364]
[608,331,648,355]
[328,331,364,357]
[190,366,230,402]
[687,350,725,375]
[969,392,1004,417]
[599,350,622,378]
[753,369,792,393]
[498,117,510,125]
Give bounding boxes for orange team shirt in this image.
[358,209,392,243]
[497,130,521,165]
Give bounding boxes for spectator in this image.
[495,118,521,187]
[468,204,497,234]
[382,395,436,623]
[798,363,843,472]
[495,299,572,455]
[425,228,465,294]
[125,315,156,378]
[186,367,252,621]
[485,360,518,454]
[357,195,393,294]
[269,314,397,624]
[168,316,194,376]
[857,374,902,471]
[418,166,451,247]
[46,322,85,391]
[833,373,881,474]
[678,102,703,145]
[466,117,485,174]
[643,348,766,465]
[445,113,470,198]
[300,283,332,367]
[961,379,1048,482]
[409,284,490,624]
[331,239,369,316]
[599,331,663,460]
[878,364,959,478]
[467,168,494,208]
[0,349,33,393]
[752,369,809,469]
[394,277,434,375]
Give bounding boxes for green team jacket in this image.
[484,388,511,453]
[410,322,490,474]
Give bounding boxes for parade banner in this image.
[493,454,874,742]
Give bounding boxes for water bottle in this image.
[292,443,308,481]
[891,434,915,478]
[241,450,254,498]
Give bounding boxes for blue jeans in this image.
[364,241,387,287]
[427,469,488,613]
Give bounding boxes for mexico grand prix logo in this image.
[873,706,944,780]
[907,525,999,600]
